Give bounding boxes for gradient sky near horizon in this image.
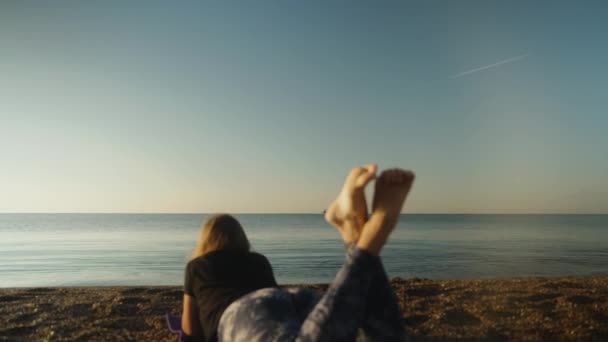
[1,1,607,213]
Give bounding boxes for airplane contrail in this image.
[450,54,529,79]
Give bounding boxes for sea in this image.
[1,214,607,287]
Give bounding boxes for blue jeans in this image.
[218,246,407,341]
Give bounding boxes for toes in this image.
[354,164,377,188]
[402,170,415,184]
[376,169,391,184]
[389,169,400,183]
[347,164,377,188]
[361,163,377,174]
[381,169,399,183]
[377,168,415,185]
[396,169,415,185]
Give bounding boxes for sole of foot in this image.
[357,168,415,255]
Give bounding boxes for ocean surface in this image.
[1,214,607,287]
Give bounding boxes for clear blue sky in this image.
[1,1,607,213]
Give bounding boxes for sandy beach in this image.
[1,276,607,341]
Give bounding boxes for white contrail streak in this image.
[450,54,529,79]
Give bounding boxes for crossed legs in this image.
[218,165,415,342]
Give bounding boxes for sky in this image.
[1,1,607,214]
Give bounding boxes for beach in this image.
[1,276,607,341]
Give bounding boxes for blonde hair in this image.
[192,214,250,258]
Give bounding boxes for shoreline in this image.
[2,276,607,341]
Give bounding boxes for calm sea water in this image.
[1,214,607,287]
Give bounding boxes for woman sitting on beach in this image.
[182,164,415,341]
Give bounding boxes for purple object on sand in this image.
[165,313,184,341]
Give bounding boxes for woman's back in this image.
[184,250,277,341]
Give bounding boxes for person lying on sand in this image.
[182,165,415,341]
[182,214,278,341]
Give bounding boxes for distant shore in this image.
[1,276,607,341]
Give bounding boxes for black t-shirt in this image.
[184,250,277,342]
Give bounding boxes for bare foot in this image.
[325,164,377,243]
[357,168,415,255]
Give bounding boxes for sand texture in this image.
[1,276,607,341]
